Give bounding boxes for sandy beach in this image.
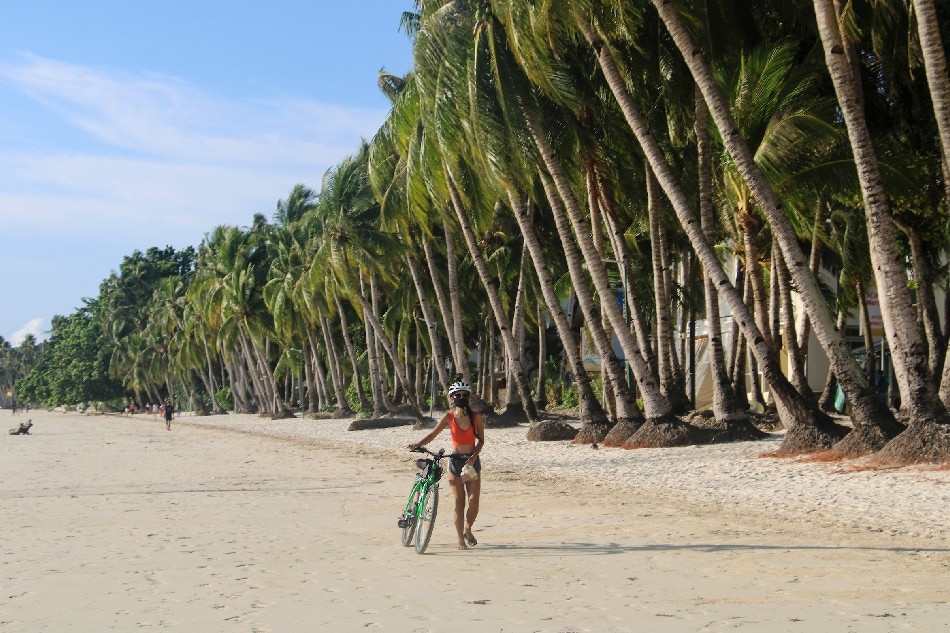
[1,410,947,632]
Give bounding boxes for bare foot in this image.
[464,532,477,546]
[457,540,468,550]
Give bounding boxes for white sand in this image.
[1,410,947,632]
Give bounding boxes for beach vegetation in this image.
[1,334,40,410]
[215,386,233,413]
[13,0,950,465]
[15,300,123,407]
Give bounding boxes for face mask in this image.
[453,396,469,409]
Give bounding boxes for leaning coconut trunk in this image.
[644,1,903,452]
[506,190,611,442]
[577,11,848,451]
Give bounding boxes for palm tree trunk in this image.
[587,166,619,423]
[238,328,269,414]
[892,218,945,380]
[318,304,353,417]
[727,265,743,386]
[595,175,656,371]
[733,270,753,411]
[483,318,494,405]
[644,1,897,447]
[360,271,385,417]
[507,189,610,433]
[526,113,669,421]
[306,329,329,410]
[406,254,452,394]
[812,0,944,432]
[777,247,809,396]
[697,88,744,423]
[796,195,827,354]
[253,333,282,415]
[535,304,548,411]
[414,323,425,406]
[739,213,774,351]
[354,287,423,420]
[913,0,950,177]
[534,170,643,428]
[647,163,689,412]
[334,293,370,412]
[855,281,877,386]
[302,337,316,413]
[504,242,529,412]
[370,275,397,414]
[421,238,461,384]
[445,171,538,422]
[202,339,222,413]
[578,10,852,449]
[231,358,250,413]
[444,221,469,382]
[769,243,781,352]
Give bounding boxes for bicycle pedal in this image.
[397,518,409,528]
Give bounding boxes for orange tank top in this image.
[448,411,477,447]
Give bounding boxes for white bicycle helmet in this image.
[448,380,471,397]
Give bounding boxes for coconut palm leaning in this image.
[811,0,949,462]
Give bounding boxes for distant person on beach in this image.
[408,379,484,550]
[164,402,173,430]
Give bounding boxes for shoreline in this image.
[152,409,947,542]
[2,410,948,632]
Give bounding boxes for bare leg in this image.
[449,476,467,549]
[464,478,481,545]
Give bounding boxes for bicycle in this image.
[397,446,458,554]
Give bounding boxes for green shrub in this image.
[215,385,233,411]
[561,383,579,408]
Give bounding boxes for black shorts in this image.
[448,454,481,477]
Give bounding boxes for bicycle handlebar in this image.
[410,447,467,459]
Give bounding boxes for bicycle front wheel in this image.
[401,486,422,547]
[414,483,439,554]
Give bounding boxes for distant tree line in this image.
[14,0,950,464]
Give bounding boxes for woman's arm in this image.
[466,413,485,466]
[408,414,448,449]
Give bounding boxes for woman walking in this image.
[408,380,485,549]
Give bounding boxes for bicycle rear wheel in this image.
[401,486,422,547]
[414,484,439,554]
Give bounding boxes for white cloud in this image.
[10,318,47,345]
[0,54,390,242]
[0,154,316,238]
[0,54,388,167]
[0,53,393,338]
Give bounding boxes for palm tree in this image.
[814,0,942,404]
[647,0,905,451]
[912,0,950,179]
[696,89,745,425]
[811,0,948,460]
[411,5,541,421]
[314,147,425,419]
[506,190,612,436]
[460,6,665,423]
[570,7,849,449]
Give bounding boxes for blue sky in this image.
[0,1,414,345]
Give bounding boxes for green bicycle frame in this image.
[400,450,444,553]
